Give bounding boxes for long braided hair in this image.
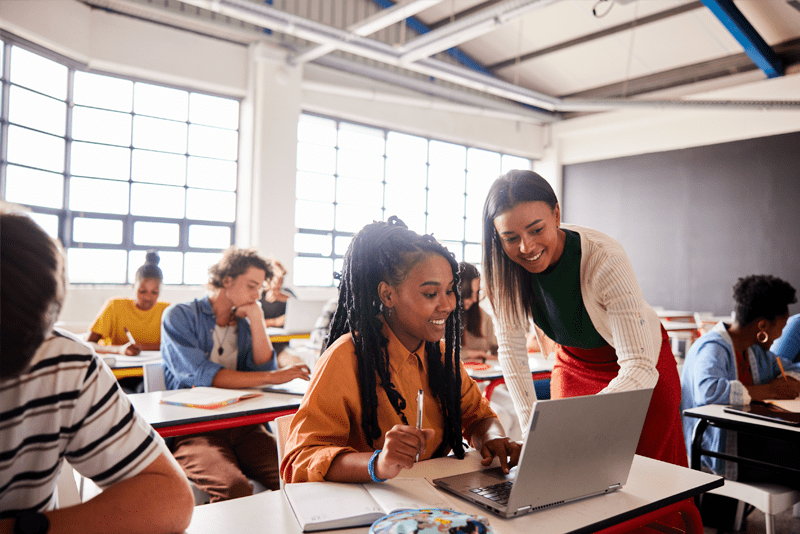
[326,216,466,459]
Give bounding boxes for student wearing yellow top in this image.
[87,251,169,356]
[281,217,520,484]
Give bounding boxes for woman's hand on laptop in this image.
[479,438,521,474]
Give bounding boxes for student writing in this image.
[681,274,800,488]
[281,217,521,484]
[86,250,168,356]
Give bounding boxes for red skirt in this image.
[551,326,688,467]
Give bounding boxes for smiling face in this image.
[134,278,161,311]
[493,201,566,274]
[379,253,457,353]
[223,266,267,308]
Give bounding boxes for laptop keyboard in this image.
[470,480,514,505]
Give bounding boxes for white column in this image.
[240,43,303,268]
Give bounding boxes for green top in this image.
[529,229,607,349]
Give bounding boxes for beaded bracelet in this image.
[368,449,387,483]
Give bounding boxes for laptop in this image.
[280,299,329,335]
[433,388,654,518]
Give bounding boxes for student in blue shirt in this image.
[680,274,800,488]
[772,313,800,363]
[161,247,310,502]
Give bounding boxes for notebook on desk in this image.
[433,388,654,519]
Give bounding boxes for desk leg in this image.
[689,419,710,508]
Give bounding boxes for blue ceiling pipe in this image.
[368,0,491,75]
[700,0,783,78]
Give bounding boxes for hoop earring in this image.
[756,330,769,344]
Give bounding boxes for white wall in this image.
[0,0,548,328]
[6,1,797,328]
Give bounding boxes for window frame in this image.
[293,111,532,287]
[0,33,241,285]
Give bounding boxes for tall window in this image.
[0,40,240,285]
[293,113,531,287]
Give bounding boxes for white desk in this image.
[185,451,721,534]
[683,404,800,475]
[128,390,301,438]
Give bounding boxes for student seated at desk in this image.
[281,217,521,484]
[458,262,497,362]
[86,251,169,356]
[772,313,800,363]
[161,247,311,502]
[681,274,800,488]
[258,259,295,328]
[0,212,193,534]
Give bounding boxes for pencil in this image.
[415,389,423,462]
[776,356,788,382]
[124,327,136,346]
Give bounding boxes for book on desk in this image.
[283,477,454,532]
[160,387,262,410]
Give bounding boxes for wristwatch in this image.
[13,511,50,534]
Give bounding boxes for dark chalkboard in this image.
[562,130,800,317]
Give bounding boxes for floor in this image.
[703,506,800,534]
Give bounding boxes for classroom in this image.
[1,0,800,533]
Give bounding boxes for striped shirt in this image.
[1,328,168,518]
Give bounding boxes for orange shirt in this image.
[281,322,497,483]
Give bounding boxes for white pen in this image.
[124,327,136,346]
[415,388,423,462]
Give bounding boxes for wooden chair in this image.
[273,413,294,489]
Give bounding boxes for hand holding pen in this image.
[122,327,141,356]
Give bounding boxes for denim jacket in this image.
[680,321,800,479]
[161,296,277,390]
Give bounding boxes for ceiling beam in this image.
[396,0,563,64]
[700,0,782,78]
[427,1,506,30]
[486,1,704,71]
[563,37,800,100]
[368,0,489,74]
[290,0,445,65]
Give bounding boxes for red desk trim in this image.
[154,408,298,438]
[483,372,552,402]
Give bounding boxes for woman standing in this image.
[482,170,686,467]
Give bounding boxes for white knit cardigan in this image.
[495,224,663,433]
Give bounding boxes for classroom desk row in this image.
[107,330,311,379]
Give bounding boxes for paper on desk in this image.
[765,398,800,413]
